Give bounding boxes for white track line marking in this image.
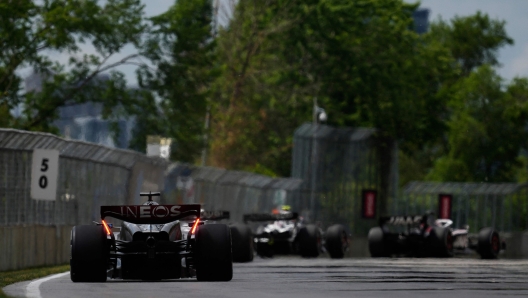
[26,272,69,298]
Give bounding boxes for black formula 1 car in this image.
[70,192,233,282]
[368,212,503,259]
[181,209,254,263]
[245,209,348,259]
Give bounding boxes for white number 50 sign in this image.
[31,149,59,201]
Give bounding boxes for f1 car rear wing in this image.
[101,204,201,225]
[243,212,299,223]
[379,215,426,226]
[201,210,230,221]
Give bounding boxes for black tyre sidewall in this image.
[297,224,320,258]
[325,224,347,259]
[477,227,500,259]
[70,225,108,282]
[195,224,233,281]
[368,227,388,257]
[230,224,254,262]
[429,226,454,258]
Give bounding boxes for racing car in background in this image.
[368,212,503,259]
[70,192,233,282]
[245,206,349,259]
[181,209,254,263]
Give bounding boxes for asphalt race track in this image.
[5,257,528,298]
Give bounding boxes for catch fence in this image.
[291,123,398,235]
[398,181,528,232]
[163,164,303,223]
[0,129,167,227]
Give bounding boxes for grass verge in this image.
[0,264,69,298]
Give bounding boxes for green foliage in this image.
[401,11,518,184]
[428,66,528,182]
[293,0,456,151]
[0,0,147,135]
[209,0,312,175]
[209,0,457,176]
[429,11,514,76]
[136,0,216,162]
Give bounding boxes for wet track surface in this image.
[5,257,528,298]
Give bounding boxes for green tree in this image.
[0,0,147,134]
[210,0,456,178]
[399,11,515,185]
[429,11,514,76]
[427,65,528,182]
[297,0,456,151]
[209,0,313,176]
[136,0,216,162]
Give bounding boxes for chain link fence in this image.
[163,164,303,223]
[397,181,528,232]
[0,129,167,227]
[291,123,398,235]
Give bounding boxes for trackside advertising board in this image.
[31,149,59,201]
[362,189,377,219]
[438,194,453,219]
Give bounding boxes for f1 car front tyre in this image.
[230,224,254,263]
[195,224,233,281]
[430,227,454,258]
[325,224,348,259]
[297,224,321,258]
[477,227,501,259]
[368,227,389,257]
[70,225,108,282]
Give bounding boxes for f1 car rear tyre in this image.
[297,224,321,258]
[477,227,501,259]
[325,224,348,259]
[195,224,233,281]
[368,227,389,257]
[230,224,254,263]
[430,227,454,258]
[70,225,108,282]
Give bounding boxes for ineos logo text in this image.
[118,205,182,218]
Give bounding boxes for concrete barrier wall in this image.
[0,225,73,271]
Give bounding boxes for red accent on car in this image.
[102,220,111,236]
[191,218,200,235]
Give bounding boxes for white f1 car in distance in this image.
[368,212,504,259]
[70,192,233,282]
[245,207,349,259]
